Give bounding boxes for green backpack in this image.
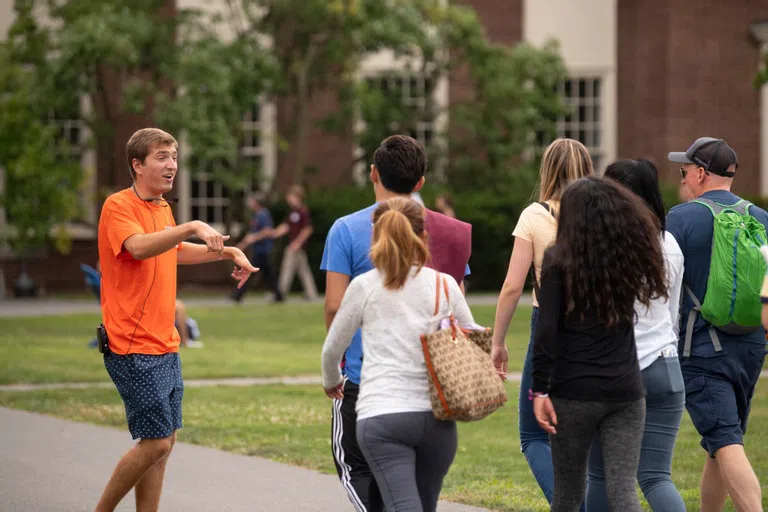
[682,198,767,357]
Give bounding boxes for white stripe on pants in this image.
[332,380,367,512]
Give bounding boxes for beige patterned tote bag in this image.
[420,273,508,422]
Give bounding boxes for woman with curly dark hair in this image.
[531,176,668,512]
[586,159,686,512]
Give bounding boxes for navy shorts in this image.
[104,352,184,440]
[681,340,766,457]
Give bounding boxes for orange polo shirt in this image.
[97,188,181,355]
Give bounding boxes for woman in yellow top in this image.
[491,138,593,507]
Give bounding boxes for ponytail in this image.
[370,199,430,289]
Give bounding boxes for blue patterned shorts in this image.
[104,352,184,440]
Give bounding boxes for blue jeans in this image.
[519,308,585,510]
[586,354,686,512]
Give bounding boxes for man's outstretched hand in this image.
[227,247,259,288]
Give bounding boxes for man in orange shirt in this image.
[95,128,258,512]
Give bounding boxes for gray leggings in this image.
[550,397,646,512]
[357,412,457,512]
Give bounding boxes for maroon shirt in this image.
[424,208,472,285]
[286,206,312,249]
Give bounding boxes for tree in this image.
[168,0,565,226]
[349,2,567,192]
[43,0,182,191]
[0,1,82,258]
[155,6,276,231]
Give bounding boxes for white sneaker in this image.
[184,340,205,348]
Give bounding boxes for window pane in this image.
[578,105,587,123]
[206,206,216,223]
[409,76,419,97]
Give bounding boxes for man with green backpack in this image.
[667,137,767,512]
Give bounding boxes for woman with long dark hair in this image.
[586,159,686,511]
[532,176,668,511]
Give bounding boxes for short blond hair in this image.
[126,128,178,180]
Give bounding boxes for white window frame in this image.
[0,96,95,242]
[178,99,276,233]
[354,50,449,184]
[538,72,616,173]
[751,23,768,196]
[53,94,97,239]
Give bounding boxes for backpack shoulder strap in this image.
[537,201,557,218]
[694,198,750,216]
[691,198,720,216]
[682,283,723,358]
[529,202,555,298]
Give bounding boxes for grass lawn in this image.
[0,303,534,384]
[0,382,766,511]
[2,303,767,510]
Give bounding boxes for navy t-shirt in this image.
[666,190,768,355]
[250,209,274,255]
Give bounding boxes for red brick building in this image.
[2,0,768,294]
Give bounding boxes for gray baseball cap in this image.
[668,137,738,177]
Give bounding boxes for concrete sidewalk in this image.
[0,407,488,512]
[0,293,510,318]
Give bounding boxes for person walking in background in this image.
[321,134,472,511]
[667,137,766,512]
[434,193,456,219]
[322,198,474,512]
[234,193,284,303]
[95,128,257,512]
[532,176,667,512]
[587,159,686,511]
[490,138,593,507]
[245,185,318,301]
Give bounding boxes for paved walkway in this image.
[0,293,511,318]
[0,407,488,511]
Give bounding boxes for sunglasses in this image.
[680,165,709,179]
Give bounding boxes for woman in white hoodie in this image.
[586,159,686,511]
[321,197,475,512]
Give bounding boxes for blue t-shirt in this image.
[321,203,471,385]
[666,190,768,355]
[250,209,274,255]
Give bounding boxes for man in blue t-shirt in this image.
[234,193,283,303]
[666,137,766,512]
[321,135,472,511]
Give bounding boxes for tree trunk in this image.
[292,42,318,186]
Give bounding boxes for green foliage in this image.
[447,39,567,191]
[756,52,768,88]
[2,0,567,254]
[156,11,276,230]
[265,184,534,292]
[0,2,82,255]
